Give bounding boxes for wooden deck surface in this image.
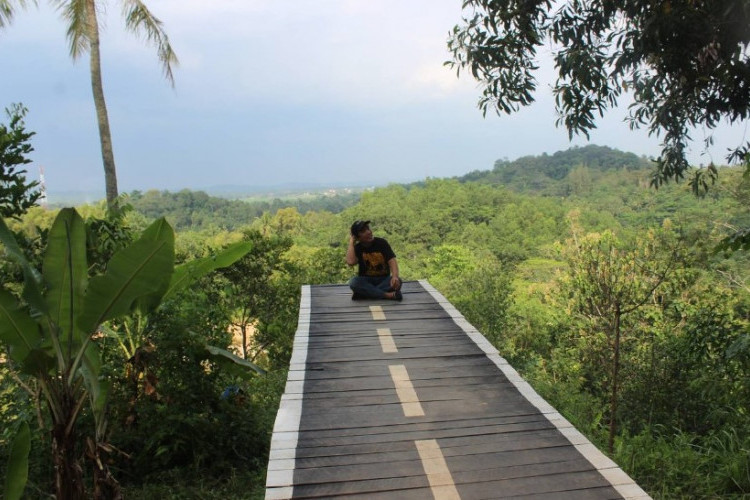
[266,281,651,499]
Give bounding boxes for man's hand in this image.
[346,234,358,266]
[390,275,401,291]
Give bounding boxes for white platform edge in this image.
[264,285,310,499]
[418,279,652,500]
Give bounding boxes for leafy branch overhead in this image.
[447,0,750,194]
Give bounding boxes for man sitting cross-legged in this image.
[346,220,403,301]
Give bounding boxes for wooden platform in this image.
[265,281,651,499]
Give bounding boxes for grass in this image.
[121,467,268,499]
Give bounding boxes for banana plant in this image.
[0,208,254,499]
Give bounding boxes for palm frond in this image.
[121,0,178,85]
[51,0,90,59]
[0,0,37,29]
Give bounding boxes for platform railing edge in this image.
[265,285,311,500]
[418,279,653,500]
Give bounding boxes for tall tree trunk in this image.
[85,0,118,207]
[608,305,621,454]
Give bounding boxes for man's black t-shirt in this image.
[355,237,396,277]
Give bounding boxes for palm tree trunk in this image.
[85,0,118,207]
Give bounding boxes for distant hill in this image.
[128,188,363,231]
[203,182,376,199]
[48,183,375,206]
[457,144,651,194]
[65,145,656,229]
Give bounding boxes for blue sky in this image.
[1,1,747,200]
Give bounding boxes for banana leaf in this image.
[162,240,252,303]
[206,344,266,378]
[3,421,30,500]
[78,217,175,336]
[131,218,175,315]
[42,208,87,360]
[0,288,40,364]
[0,216,45,314]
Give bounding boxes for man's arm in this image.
[346,234,358,266]
[388,257,400,289]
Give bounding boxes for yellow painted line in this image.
[378,328,398,353]
[369,305,385,320]
[415,439,461,500]
[389,365,424,417]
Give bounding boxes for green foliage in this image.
[659,285,750,433]
[84,201,136,275]
[0,208,179,498]
[0,104,40,220]
[448,1,750,193]
[460,145,649,188]
[0,207,255,498]
[616,427,750,498]
[0,209,176,498]
[425,245,515,345]
[121,467,267,499]
[559,227,687,451]
[3,421,30,500]
[218,229,300,367]
[127,188,361,231]
[446,258,514,348]
[0,363,50,497]
[105,285,276,480]
[716,153,750,252]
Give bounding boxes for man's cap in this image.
[351,220,371,236]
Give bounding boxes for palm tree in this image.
[1,0,177,207]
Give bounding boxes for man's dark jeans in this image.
[348,275,394,299]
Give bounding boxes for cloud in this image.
[127,0,469,109]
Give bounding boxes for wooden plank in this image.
[291,477,433,499]
[293,439,572,470]
[453,470,616,498]
[293,429,575,461]
[300,354,503,380]
[292,455,427,484]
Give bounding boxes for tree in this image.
[0,209,175,498]
[561,227,682,453]
[1,0,177,207]
[0,104,40,219]
[447,0,750,194]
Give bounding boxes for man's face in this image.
[357,225,374,244]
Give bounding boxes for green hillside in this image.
[458,144,650,193]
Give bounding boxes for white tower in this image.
[39,166,48,207]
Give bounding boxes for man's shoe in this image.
[393,290,403,301]
[352,292,364,301]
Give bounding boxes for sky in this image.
[1,1,748,200]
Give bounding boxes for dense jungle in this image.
[2,144,749,499]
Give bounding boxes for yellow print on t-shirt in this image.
[363,252,388,276]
